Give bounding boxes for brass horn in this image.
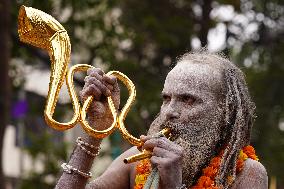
[18,6,173,163]
[17,6,142,146]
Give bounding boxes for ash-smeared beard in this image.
[147,112,224,187]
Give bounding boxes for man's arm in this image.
[55,135,138,189]
[232,159,268,189]
[55,67,121,189]
[86,146,139,189]
[55,133,102,189]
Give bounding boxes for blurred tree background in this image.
[0,0,283,188]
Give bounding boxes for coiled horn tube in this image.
[17,6,143,146]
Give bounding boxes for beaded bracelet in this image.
[76,137,98,149]
[76,137,100,157]
[61,163,92,179]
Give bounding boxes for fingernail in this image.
[140,135,146,141]
[106,90,111,96]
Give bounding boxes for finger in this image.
[95,80,111,97]
[85,72,103,82]
[105,83,114,92]
[152,147,172,158]
[140,135,147,142]
[85,76,109,91]
[80,84,101,101]
[81,83,101,100]
[103,75,116,84]
[150,156,165,166]
[85,76,113,96]
[151,149,183,169]
[140,135,152,141]
[84,76,98,85]
[84,76,102,88]
[143,137,182,153]
[140,135,152,145]
[79,90,88,102]
[142,137,168,150]
[87,68,104,77]
[102,75,116,91]
[87,84,102,100]
[86,78,111,97]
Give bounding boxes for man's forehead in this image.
[163,61,224,96]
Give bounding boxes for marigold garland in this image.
[134,145,259,189]
[134,159,152,189]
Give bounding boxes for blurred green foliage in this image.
[20,131,68,189]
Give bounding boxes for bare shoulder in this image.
[86,146,139,189]
[231,159,268,189]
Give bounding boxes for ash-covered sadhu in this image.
[55,51,268,189]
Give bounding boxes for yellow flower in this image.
[238,150,248,161]
[135,173,150,185]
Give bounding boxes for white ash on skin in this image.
[146,51,257,188]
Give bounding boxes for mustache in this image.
[159,121,188,139]
[159,120,203,137]
[158,121,205,148]
[160,121,180,131]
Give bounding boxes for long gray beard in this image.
[147,113,223,187]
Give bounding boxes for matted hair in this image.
[178,50,256,188]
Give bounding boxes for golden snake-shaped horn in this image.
[18,5,77,131]
[17,6,142,146]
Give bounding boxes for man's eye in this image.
[162,95,171,102]
[181,95,196,104]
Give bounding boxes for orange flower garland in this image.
[134,145,259,189]
[191,149,224,189]
[134,159,152,189]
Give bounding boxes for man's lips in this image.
[159,122,182,140]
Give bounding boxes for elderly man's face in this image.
[149,61,225,133]
[160,61,224,128]
[148,61,226,185]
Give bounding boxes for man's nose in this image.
[165,102,180,121]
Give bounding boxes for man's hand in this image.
[80,68,120,130]
[141,135,184,189]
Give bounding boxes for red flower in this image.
[136,159,151,174]
[203,166,218,178]
[210,157,221,168]
[243,145,259,161]
[197,176,213,187]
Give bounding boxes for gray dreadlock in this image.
[178,50,256,189]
